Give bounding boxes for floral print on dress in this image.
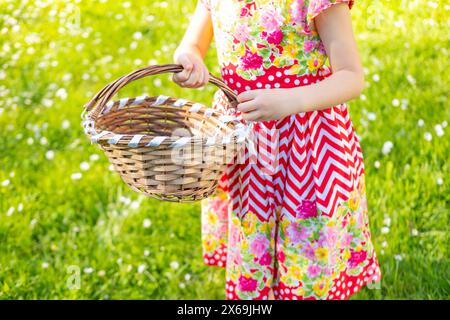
[277,180,375,299]
[201,0,354,80]
[204,174,380,300]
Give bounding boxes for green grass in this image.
[0,0,449,299]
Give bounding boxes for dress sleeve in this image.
[307,0,354,28]
[199,0,211,11]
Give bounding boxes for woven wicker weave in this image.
[82,64,246,202]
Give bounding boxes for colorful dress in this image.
[199,0,381,300]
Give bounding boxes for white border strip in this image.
[152,95,170,106]
[146,136,167,147]
[173,99,188,107]
[128,134,145,147]
[102,101,114,114]
[188,103,204,112]
[108,134,124,145]
[91,131,112,143]
[171,137,191,148]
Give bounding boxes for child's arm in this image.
[237,3,365,121]
[172,2,213,88]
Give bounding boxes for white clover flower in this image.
[55,88,68,100]
[108,164,115,171]
[80,161,90,171]
[119,196,131,205]
[6,206,14,216]
[137,264,146,273]
[394,255,403,261]
[143,218,152,228]
[374,161,380,169]
[61,119,71,129]
[45,150,55,160]
[71,172,82,180]
[144,249,150,256]
[130,201,140,210]
[417,119,425,127]
[98,270,106,277]
[436,177,443,185]
[406,74,416,85]
[382,141,393,155]
[75,43,84,51]
[366,112,376,121]
[381,227,390,234]
[42,262,49,269]
[442,120,448,128]
[394,19,405,28]
[411,229,419,236]
[1,179,10,187]
[184,274,191,281]
[62,73,72,82]
[372,74,380,82]
[381,241,388,248]
[40,137,48,145]
[126,264,133,272]
[427,1,438,9]
[90,154,100,162]
[383,215,391,227]
[42,98,53,108]
[434,124,444,137]
[84,267,94,274]
[170,261,180,270]
[17,203,23,212]
[133,32,143,40]
[130,41,138,50]
[424,132,432,141]
[153,79,162,87]
[27,137,34,145]
[401,99,409,110]
[179,282,186,289]
[392,99,400,107]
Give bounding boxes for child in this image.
[173,0,381,300]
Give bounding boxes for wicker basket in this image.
[82,64,247,202]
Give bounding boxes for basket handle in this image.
[83,64,239,120]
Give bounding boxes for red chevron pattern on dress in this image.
[200,63,380,301]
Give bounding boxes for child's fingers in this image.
[241,110,261,122]
[237,90,255,103]
[173,57,194,82]
[181,64,202,87]
[195,65,205,87]
[237,100,257,113]
[202,65,210,86]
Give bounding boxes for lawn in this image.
[0,0,448,299]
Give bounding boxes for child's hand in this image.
[236,89,303,122]
[172,51,210,88]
